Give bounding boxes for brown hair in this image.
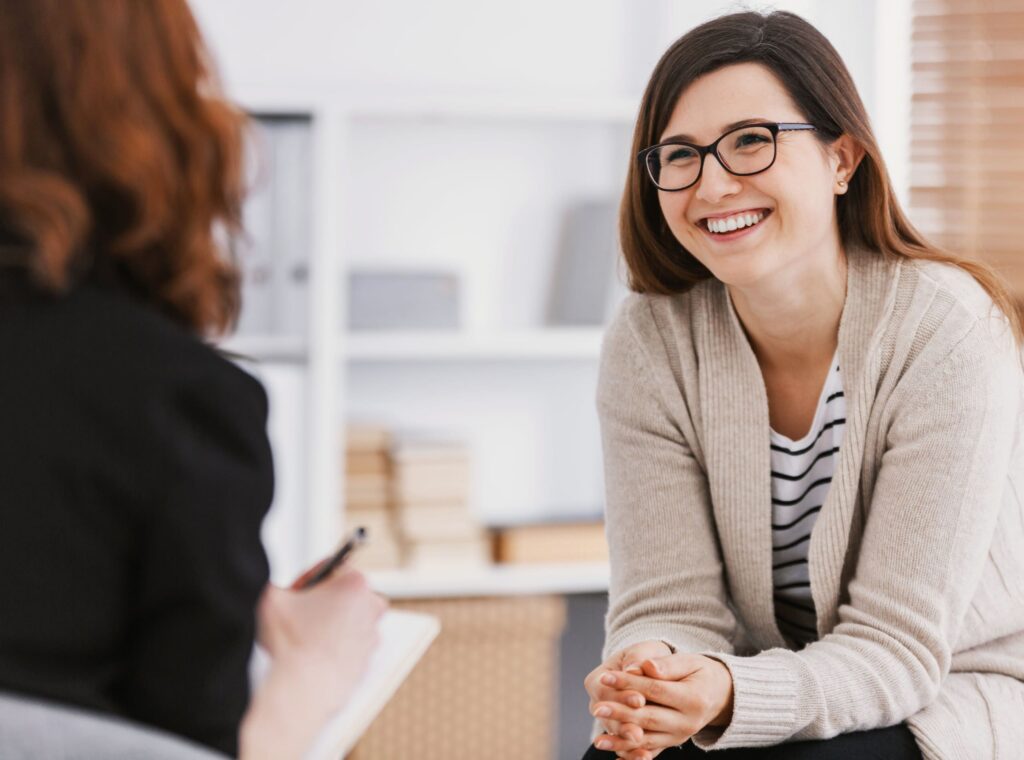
[0,0,247,336]
[621,10,1023,344]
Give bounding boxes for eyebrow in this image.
[661,117,771,144]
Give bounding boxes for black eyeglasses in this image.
[638,122,817,191]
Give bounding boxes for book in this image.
[346,424,393,453]
[345,472,390,501]
[344,509,403,570]
[390,439,468,464]
[396,503,480,541]
[303,610,440,760]
[404,535,492,569]
[346,451,390,477]
[392,474,469,505]
[492,520,608,564]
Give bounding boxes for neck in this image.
[727,247,848,372]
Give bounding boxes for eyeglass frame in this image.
[637,122,818,191]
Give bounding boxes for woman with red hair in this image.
[0,2,383,757]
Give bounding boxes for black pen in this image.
[295,526,368,590]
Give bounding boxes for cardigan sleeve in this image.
[597,307,737,659]
[691,320,1022,750]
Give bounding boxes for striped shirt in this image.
[769,355,845,647]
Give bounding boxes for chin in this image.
[693,248,776,289]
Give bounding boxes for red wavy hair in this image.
[0,0,246,335]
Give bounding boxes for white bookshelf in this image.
[345,328,604,362]
[221,334,308,362]
[220,84,628,585]
[368,561,610,599]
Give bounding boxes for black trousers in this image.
[581,723,922,759]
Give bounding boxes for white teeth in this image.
[707,211,766,234]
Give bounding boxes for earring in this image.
[837,179,848,188]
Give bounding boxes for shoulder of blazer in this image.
[8,278,268,414]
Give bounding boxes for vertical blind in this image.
[910,0,1024,300]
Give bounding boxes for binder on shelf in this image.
[547,198,625,327]
[235,121,275,335]
[348,270,461,331]
[235,114,313,338]
[269,117,313,336]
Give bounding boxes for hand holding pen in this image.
[291,526,369,590]
[245,525,386,757]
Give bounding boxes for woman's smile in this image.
[697,208,773,244]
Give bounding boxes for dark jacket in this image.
[0,269,272,756]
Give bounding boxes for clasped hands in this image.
[584,640,734,760]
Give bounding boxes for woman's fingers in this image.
[586,669,648,706]
[622,748,668,760]
[593,729,681,754]
[620,749,665,760]
[590,689,645,709]
[639,652,706,680]
[592,699,698,735]
[589,692,644,743]
[599,670,673,705]
[598,669,719,735]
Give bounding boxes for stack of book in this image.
[390,438,491,569]
[492,518,608,564]
[345,425,403,570]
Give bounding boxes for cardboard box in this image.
[348,595,567,760]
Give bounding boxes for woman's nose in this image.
[694,152,742,204]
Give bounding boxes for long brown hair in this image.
[0,0,247,335]
[621,10,1023,344]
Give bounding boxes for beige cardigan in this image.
[597,246,1024,759]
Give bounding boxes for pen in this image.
[295,526,368,590]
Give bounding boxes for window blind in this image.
[910,0,1024,300]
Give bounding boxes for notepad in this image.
[303,609,440,760]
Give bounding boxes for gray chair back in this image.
[0,691,229,760]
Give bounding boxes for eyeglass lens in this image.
[646,125,777,191]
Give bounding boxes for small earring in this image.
[837,179,847,188]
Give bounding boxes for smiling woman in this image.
[582,9,1024,760]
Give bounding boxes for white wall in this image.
[192,0,886,110]
[192,0,634,96]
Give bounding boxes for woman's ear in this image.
[830,134,865,190]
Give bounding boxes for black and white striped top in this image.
[770,356,845,647]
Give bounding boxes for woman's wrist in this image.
[239,658,337,760]
[704,659,735,728]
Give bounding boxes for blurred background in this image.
[195,0,1022,757]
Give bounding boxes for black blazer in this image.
[0,271,272,757]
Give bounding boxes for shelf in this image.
[367,561,610,599]
[343,328,604,362]
[218,334,308,362]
